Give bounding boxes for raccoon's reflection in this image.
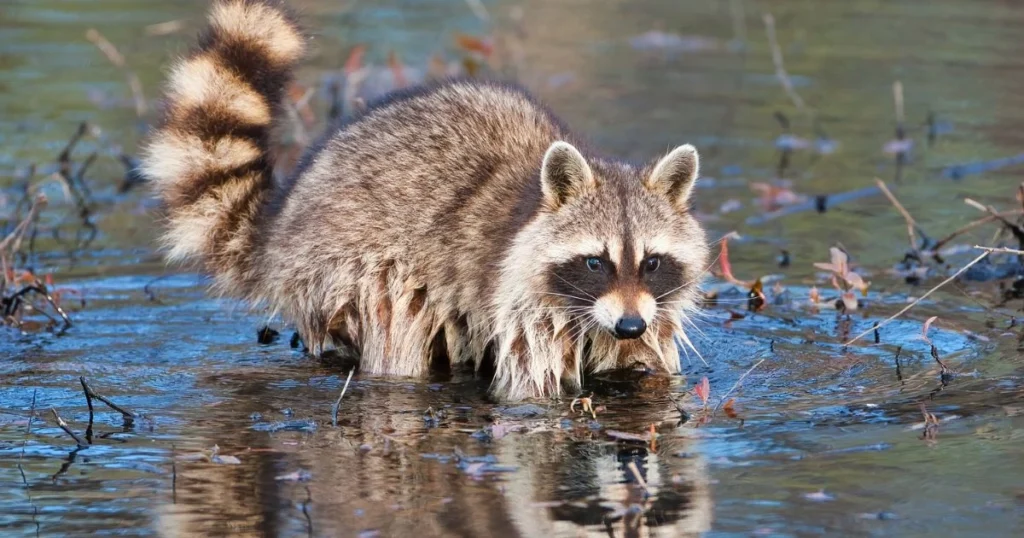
[498,430,712,537]
[155,372,711,537]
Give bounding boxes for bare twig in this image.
[331,369,355,427]
[965,198,1024,249]
[18,390,38,485]
[79,377,137,423]
[85,29,125,66]
[845,251,990,345]
[712,358,766,414]
[974,245,1024,256]
[931,211,1024,252]
[875,178,918,251]
[891,81,909,183]
[145,19,186,36]
[893,81,905,127]
[86,28,147,116]
[762,13,806,110]
[50,408,88,448]
[80,377,95,444]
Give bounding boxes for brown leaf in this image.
[723,398,738,419]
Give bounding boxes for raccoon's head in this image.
[536,140,709,345]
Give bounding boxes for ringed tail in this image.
[141,0,305,294]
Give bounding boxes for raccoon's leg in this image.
[488,318,583,402]
[324,303,362,362]
[345,261,441,377]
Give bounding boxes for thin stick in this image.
[18,389,37,485]
[875,178,918,250]
[893,81,905,127]
[712,358,766,414]
[931,213,1021,252]
[974,245,1024,256]
[80,377,95,444]
[845,251,990,345]
[85,29,125,67]
[762,13,806,110]
[626,461,651,495]
[331,369,355,427]
[127,73,147,117]
[80,377,137,421]
[145,19,186,37]
[85,28,146,116]
[50,408,88,448]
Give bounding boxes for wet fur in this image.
[143,0,709,402]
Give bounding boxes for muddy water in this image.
[2,0,1024,536]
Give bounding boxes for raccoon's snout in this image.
[613,316,647,339]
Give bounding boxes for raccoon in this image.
[142,0,710,402]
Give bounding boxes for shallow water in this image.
[2,0,1024,536]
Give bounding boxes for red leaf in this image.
[343,45,366,75]
[694,376,710,407]
[454,33,494,56]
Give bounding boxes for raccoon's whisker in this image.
[678,311,708,341]
[662,297,752,306]
[551,274,597,301]
[538,291,594,303]
[676,325,707,366]
[515,306,592,316]
[568,316,599,349]
[681,250,723,288]
[653,253,721,303]
[567,316,595,342]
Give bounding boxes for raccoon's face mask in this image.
[539,141,709,342]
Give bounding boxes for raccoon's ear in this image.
[646,144,700,209]
[540,141,596,209]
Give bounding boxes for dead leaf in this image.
[723,398,738,419]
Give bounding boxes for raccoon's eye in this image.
[586,257,603,272]
[644,256,661,273]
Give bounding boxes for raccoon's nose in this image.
[613,316,647,339]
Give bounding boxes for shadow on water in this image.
[2,0,1024,536]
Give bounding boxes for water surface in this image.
[2,0,1023,536]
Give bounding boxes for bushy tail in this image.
[141,0,305,294]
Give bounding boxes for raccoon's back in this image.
[266,80,571,282]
